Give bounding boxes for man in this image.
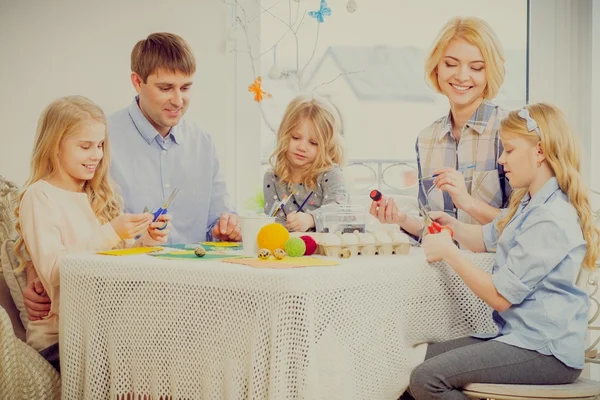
[23,32,242,320]
[111,32,241,244]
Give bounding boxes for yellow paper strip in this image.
[97,247,163,256]
[201,242,242,247]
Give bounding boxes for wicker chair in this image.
[0,175,61,399]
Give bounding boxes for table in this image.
[59,249,497,399]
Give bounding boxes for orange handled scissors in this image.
[418,199,454,237]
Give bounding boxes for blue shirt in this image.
[108,98,235,244]
[479,177,589,369]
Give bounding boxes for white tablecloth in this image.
[59,249,497,400]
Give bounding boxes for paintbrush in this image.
[296,191,313,213]
[270,190,296,217]
[419,164,476,181]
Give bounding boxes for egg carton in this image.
[316,242,410,257]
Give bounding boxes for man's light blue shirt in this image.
[108,97,234,244]
[480,177,589,369]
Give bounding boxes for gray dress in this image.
[263,165,349,231]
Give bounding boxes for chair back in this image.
[0,245,25,341]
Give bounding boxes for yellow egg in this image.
[273,248,286,260]
[258,248,271,260]
[257,223,290,253]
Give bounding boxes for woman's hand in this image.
[422,230,457,262]
[433,167,474,212]
[110,213,153,239]
[369,197,407,225]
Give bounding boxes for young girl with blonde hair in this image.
[403,103,599,399]
[263,94,348,232]
[14,95,171,371]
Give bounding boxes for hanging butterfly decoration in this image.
[248,76,272,102]
[308,0,331,23]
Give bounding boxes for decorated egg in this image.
[338,248,351,258]
[273,248,286,260]
[258,248,271,260]
[194,247,206,257]
[346,0,357,13]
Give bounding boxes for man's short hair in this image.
[131,32,196,83]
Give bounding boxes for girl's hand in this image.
[110,213,153,239]
[433,167,474,212]
[422,230,457,262]
[286,211,315,232]
[428,211,458,231]
[147,214,171,243]
[369,197,407,225]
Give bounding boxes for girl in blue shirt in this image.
[404,103,600,399]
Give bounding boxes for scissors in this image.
[418,199,453,237]
[144,188,180,230]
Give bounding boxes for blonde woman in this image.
[372,17,511,235]
[402,103,599,399]
[14,96,171,371]
[263,94,347,232]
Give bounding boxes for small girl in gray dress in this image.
[263,94,348,232]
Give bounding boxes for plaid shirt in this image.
[416,101,511,224]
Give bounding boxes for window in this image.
[232,0,528,197]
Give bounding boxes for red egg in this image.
[300,235,317,256]
[370,189,382,202]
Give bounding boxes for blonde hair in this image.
[14,96,122,271]
[269,94,345,189]
[425,17,505,99]
[496,103,599,270]
[131,32,196,83]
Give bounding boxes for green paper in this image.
[151,252,243,261]
[163,243,243,251]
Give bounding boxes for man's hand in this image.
[23,277,51,321]
[211,212,242,241]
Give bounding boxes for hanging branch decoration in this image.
[225,0,362,133]
[248,76,273,102]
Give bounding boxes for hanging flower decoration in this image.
[308,0,332,23]
[248,76,272,102]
